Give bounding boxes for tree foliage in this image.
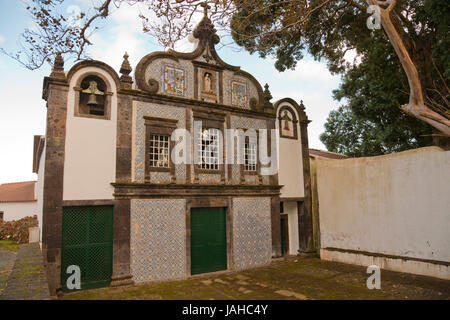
[320,25,434,156]
[231,0,450,144]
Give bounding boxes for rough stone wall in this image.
[42,81,69,296]
[130,199,186,283]
[232,197,272,270]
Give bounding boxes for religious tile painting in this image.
[163,65,185,96]
[231,80,248,107]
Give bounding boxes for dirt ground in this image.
[60,256,450,300]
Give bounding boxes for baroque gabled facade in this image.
[40,12,313,295]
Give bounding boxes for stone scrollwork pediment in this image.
[134,11,265,111]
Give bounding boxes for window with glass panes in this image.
[149,134,170,168]
[200,128,219,170]
[244,141,257,171]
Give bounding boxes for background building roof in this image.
[0,181,36,203]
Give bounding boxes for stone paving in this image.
[0,244,18,296]
[61,256,450,300]
[0,243,50,300]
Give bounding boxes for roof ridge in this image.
[0,181,37,186]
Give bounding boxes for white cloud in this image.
[274,59,337,84]
[0,34,4,43]
[85,3,156,72]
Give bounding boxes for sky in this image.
[0,0,342,184]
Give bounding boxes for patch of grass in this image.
[0,240,20,252]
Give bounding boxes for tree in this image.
[230,0,450,136]
[320,24,434,156]
[1,0,449,136]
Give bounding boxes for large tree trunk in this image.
[367,0,450,136]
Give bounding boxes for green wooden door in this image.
[190,207,227,275]
[61,205,113,292]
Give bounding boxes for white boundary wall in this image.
[316,147,450,280]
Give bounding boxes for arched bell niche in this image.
[74,73,112,119]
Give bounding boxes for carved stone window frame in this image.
[238,129,262,183]
[278,105,299,139]
[73,72,113,120]
[193,109,226,182]
[242,134,259,175]
[144,116,178,183]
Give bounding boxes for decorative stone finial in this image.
[193,2,219,46]
[200,2,211,17]
[298,99,310,123]
[299,100,305,110]
[120,52,133,89]
[50,52,65,78]
[263,83,274,113]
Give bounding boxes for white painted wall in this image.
[283,201,299,255]
[276,103,304,198]
[63,67,117,201]
[36,142,45,241]
[0,201,38,221]
[317,147,450,279]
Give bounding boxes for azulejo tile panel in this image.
[232,197,272,270]
[230,116,267,130]
[231,80,248,108]
[198,173,221,184]
[130,199,186,283]
[244,175,259,185]
[144,58,194,99]
[163,64,185,97]
[150,172,171,184]
[223,70,259,109]
[134,101,186,183]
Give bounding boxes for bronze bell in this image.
[82,80,104,106]
[87,93,98,106]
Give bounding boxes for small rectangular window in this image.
[149,134,170,168]
[200,128,219,170]
[0,211,3,220]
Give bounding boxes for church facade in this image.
[40,14,313,295]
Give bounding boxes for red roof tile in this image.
[0,181,36,203]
